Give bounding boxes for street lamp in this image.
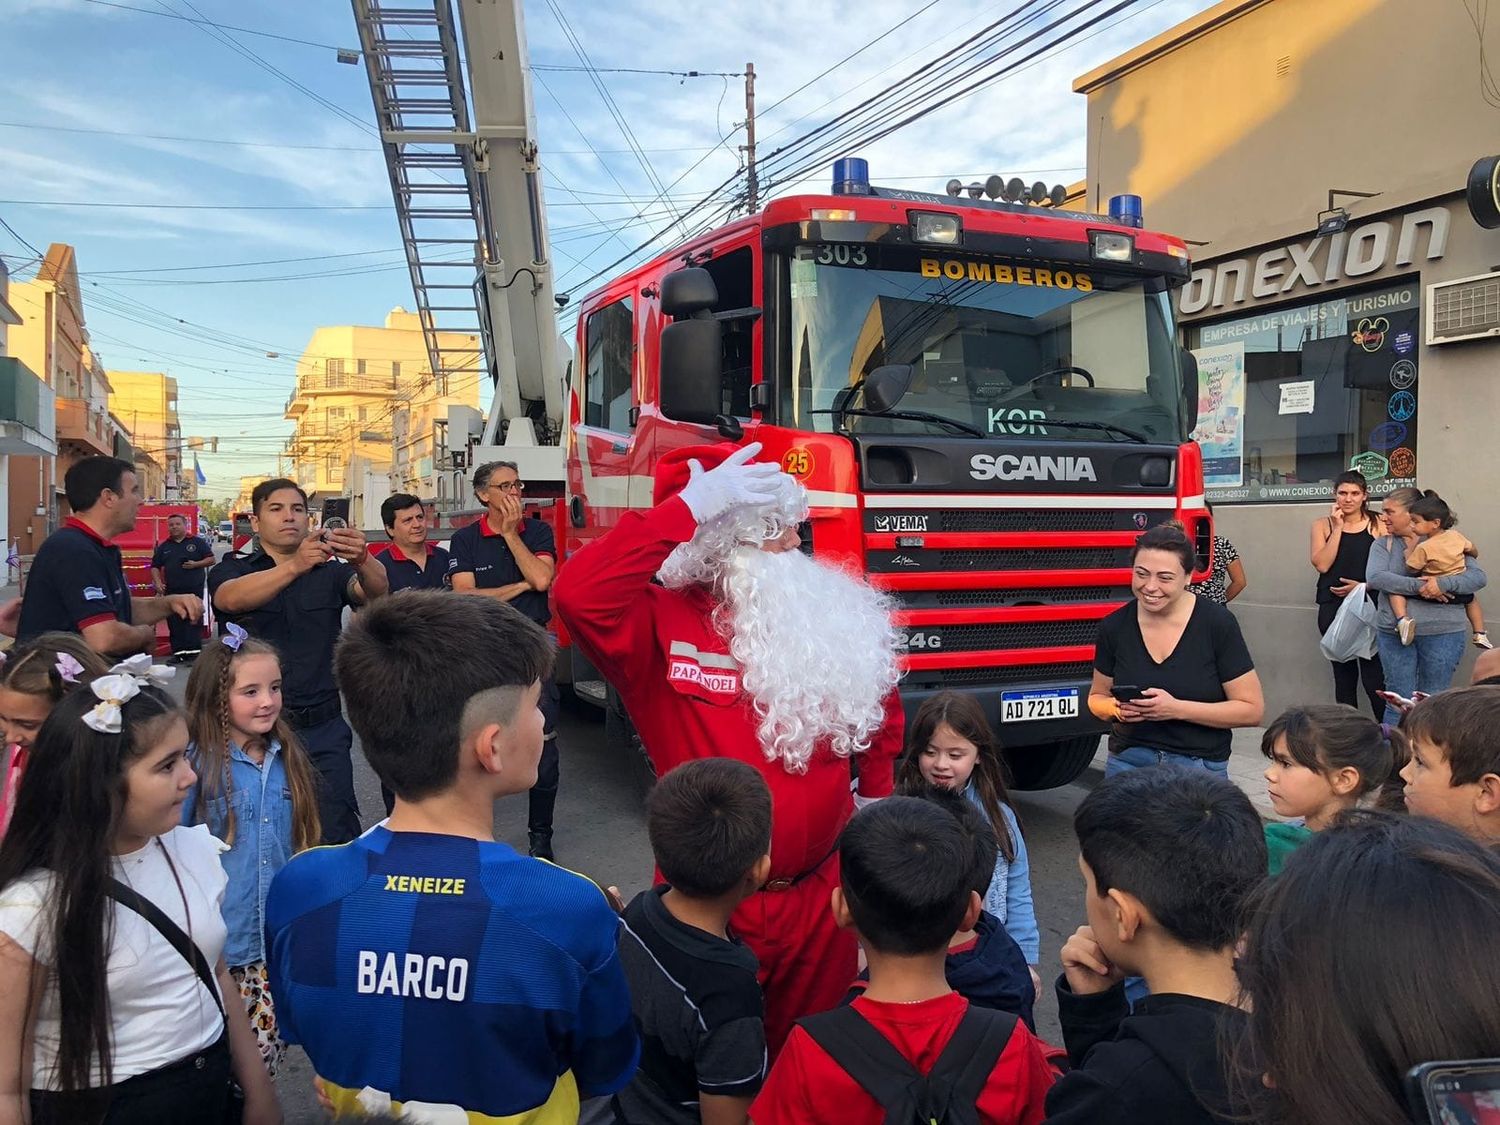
[1316,189,1380,235]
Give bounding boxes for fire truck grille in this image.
[937,510,1119,533]
[893,585,1129,608]
[907,620,1103,653]
[905,661,1096,688]
[941,547,1125,570]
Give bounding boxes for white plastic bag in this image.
[1320,583,1379,663]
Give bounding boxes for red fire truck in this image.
[563,161,1210,790]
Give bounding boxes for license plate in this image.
[1000,689,1079,723]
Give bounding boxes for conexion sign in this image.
[1179,207,1449,315]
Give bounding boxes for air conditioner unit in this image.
[1427,270,1500,345]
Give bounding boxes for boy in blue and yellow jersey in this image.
[264,591,638,1122]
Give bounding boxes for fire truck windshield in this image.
[778,242,1186,443]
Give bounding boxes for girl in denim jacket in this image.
[183,626,321,1075]
[895,690,1040,989]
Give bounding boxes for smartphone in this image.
[1110,685,1148,702]
[1405,1059,1500,1123]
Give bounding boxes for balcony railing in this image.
[56,396,114,455]
[299,372,399,396]
[0,357,57,456]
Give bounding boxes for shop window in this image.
[702,246,755,418]
[1186,280,1420,502]
[585,297,634,431]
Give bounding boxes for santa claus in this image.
[553,441,905,1054]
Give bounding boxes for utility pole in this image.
[743,62,758,213]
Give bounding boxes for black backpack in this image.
[797,1003,1018,1125]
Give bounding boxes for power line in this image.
[79,0,351,53]
[1,199,389,211]
[157,0,376,139]
[531,64,744,77]
[543,0,683,224]
[0,120,374,152]
[757,0,944,120]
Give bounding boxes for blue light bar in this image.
[1108,194,1144,229]
[832,157,871,197]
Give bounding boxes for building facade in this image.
[6,245,125,557]
[1075,0,1500,714]
[0,257,57,571]
[107,370,194,503]
[282,307,481,512]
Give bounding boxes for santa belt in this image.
[760,847,836,893]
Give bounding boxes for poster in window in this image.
[1190,342,1246,488]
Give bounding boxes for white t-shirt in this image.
[0,824,230,1089]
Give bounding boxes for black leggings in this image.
[1318,600,1386,718]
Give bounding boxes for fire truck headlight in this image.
[1090,230,1134,261]
[911,212,962,245]
[1139,457,1172,487]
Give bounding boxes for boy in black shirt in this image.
[1044,769,1265,1125]
[610,759,772,1125]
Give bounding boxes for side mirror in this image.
[1179,348,1199,430]
[660,268,718,318]
[863,364,915,414]
[659,319,724,424]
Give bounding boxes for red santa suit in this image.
[554,492,903,1056]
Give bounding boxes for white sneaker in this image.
[1398,617,1417,646]
[1475,631,1493,650]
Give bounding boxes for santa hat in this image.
[652,443,747,507]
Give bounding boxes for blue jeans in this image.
[1105,745,1231,778]
[1104,745,1229,1007]
[1376,629,1468,725]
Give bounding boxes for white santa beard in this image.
[720,545,902,773]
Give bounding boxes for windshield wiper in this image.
[810,406,986,439]
[1036,418,1150,443]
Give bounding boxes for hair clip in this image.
[109,653,175,688]
[223,622,249,653]
[55,653,85,684]
[82,674,142,734]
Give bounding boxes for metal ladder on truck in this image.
[350,0,605,701]
[348,0,566,466]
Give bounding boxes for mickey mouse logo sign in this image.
[1351,317,1390,353]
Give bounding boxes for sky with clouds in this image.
[1,0,1214,497]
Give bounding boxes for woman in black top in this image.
[1309,470,1385,717]
[1089,525,1264,776]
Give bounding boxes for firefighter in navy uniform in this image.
[447,461,561,860]
[151,513,214,660]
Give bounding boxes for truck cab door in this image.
[569,293,641,542]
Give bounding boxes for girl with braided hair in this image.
[182,625,320,1076]
[0,632,110,837]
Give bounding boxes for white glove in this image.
[675,442,785,525]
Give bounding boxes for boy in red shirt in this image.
[750,797,1056,1124]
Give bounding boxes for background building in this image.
[1075,0,1500,713]
[0,256,56,572]
[6,244,127,556]
[108,370,192,502]
[282,306,481,520]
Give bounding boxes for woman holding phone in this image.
[1310,470,1386,717]
[1089,524,1265,776]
